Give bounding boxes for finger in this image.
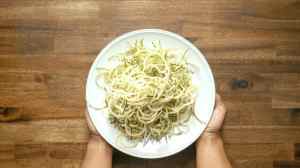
[216,93,221,100]
[214,93,226,114]
[84,110,99,135]
[214,93,222,109]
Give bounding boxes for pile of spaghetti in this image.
[97,40,195,142]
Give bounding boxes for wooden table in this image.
[0,0,300,168]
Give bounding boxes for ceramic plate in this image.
[86,29,215,159]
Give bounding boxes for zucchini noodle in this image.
[97,40,196,142]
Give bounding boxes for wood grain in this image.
[274,160,300,168]
[296,143,300,160]
[0,143,294,168]
[0,0,299,168]
[1,119,300,145]
[0,119,89,144]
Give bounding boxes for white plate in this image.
[86,29,215,159]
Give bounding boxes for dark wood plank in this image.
[212,64,300,74]
[222,126,300,143]
[296,144,300,160]
[13,143,85,168]
[272,92,300,109]
[215,72,300,125]
[0,144,14,160]
[0,119,89,144]
[231,160,273,168]
[1,160,17,168]
[0,70,87,120]
[225,143,294,160]
[224,101,300,126]
[274,160,300,168]
[0,54,93,72]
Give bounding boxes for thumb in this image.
[85,110,99,135]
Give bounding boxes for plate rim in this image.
[85,29,215,159]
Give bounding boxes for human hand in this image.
[195,94,232,168]
[197,93,227,143]
[82,111,112,168]
[204,94,227,134]
[85,110,112,152]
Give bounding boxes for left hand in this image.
[85,110,112,151]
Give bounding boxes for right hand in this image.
[204,94,227,134]
[196,93,227,145]
[195,94,232,168]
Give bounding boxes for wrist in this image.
[202,131,221,139]
[196,132,222,148]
